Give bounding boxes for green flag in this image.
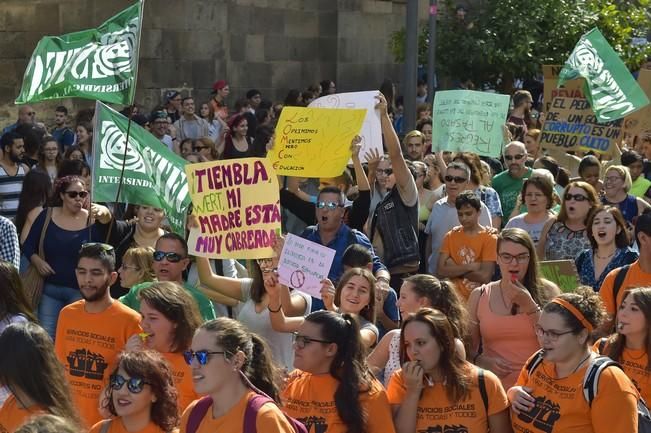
[92,101,190,234]
[559,28,650,122]
[16,1,143,105]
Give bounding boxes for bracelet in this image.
[267,305,282,313]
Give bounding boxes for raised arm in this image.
[196,256,246,301]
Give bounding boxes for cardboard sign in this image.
[269,106,366,178]
[309,91,382,163]
[542,64,585,113]
[277,234,336,299]
[186,158,281,259]
[431,90,510,157]
[622,69,651,146]
[539,96,622,156]
[539,260,580,293]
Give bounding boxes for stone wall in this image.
[0,0,412,126]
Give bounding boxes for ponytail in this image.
[244,333,281,402]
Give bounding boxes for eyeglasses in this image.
[64,190,89,199]
[604,176,623,183]
[505,154,525,161]
[564,193,589,202]
[110,374,150,393]
[534,326,574,341]
[498,252,530,264]
[416,172,426,178]
[316,201,343,210]
[80,242,114,253]
[120,264,140,271]
[444,175,467,183]
[292,332,332,349]
[28,112,36,116]
[183,350,227,366]
[193,146,209,151]
[377,169,393,176]
[256,258,276,273]
[153,250,185,263]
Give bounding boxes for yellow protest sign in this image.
[269,106,366,178]
[542,65,584,113]
[185,158,281,259]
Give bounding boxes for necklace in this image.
[570,353,592,375]
[596,251,615,260]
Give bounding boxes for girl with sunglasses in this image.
[281,310,395,433]
[509,288,639,433]
[595,287,651,404]
[538,180,598,261]
[22,175,112,338]
[388,308,511,433]
[92,350,179,433]
[265,267,380,349]
[124,282,202,411]
[0,323,80,432]
[180,318,295,433]
[368,274,469,385]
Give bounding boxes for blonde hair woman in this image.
[118,247,155,290]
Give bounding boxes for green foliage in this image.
[389,0,651,91]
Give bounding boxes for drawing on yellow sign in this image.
[269,106,366,178]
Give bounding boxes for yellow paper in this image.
[185,158,281,259]
[269,106,366,178]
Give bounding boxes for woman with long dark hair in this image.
[14,169,51,245]
[0,261,36,334]
[218,114,253,159]
[388,308,511,433]
[0,322,79,432]
[281,310,395,433]
[34,136,61,181]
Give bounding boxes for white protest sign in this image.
[309,91,382,163]
[277,234,336,299]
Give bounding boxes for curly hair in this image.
[544,286,606,342]
[104,350,179,432]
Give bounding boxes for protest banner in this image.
[622,69,651,146]
[542,65,584,113]
[308,91,382,163]
[539,96,621,156]
[539,260,580,293]
[431,90,510,158]
[277,234,336,299]
[268,106,366,178]
[186,158,281,259]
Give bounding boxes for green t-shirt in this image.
[492,167,532,227]
[119,280,216,321]
[630,176,651,199]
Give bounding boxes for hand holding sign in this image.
[277,234,336,299]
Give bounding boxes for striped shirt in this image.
[0,164,26,220]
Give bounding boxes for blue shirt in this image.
[300,223,386,311]
[377,286,399,339]
[51,127,75,150]
[575,247,639,290]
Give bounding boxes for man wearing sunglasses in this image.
[119,233,216,321]
[2,105,35,134]
[493,141,533,227]
[425,162,493,275]
[54,243,142,428]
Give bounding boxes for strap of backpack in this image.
[99,420,111,433]
[186,396,214,433]
[612,264,631,307]
[582,357,620,407]
[243,394,274,433]
[478,368,489,414]
[525,349,545,377]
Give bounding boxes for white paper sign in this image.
[308,91,382,163]
[277,234,336,299]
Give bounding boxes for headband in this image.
[550,299,594,333]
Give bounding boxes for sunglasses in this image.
[153,250,185,263]
[183,350,227,366]
[444,175,467,183]
[64,190,89,199]
[316,201,343,210]
[377,168,393,175]
[504,154,525,161]
[110,374,150,393]
[564,193,589,202]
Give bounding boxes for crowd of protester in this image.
[1,77,651,433]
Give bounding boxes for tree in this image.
[389,0,651,92]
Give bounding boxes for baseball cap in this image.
[246,89,261,99]
[165,90,180,103]
[212,80,228,93]
[149,110,169,123]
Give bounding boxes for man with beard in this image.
[0,132,29,220]
[54,243,141,428]
[492,141,532,227]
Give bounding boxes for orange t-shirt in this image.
[599,260,651,315]
[593,338,651,404]
[511,353,639,433]
[0,394,45,433]
[386,364,508,433]
[440,226,497,300]
[281,370,395,433]
[179,392,294,433]
[161,352,199,413]
[54,300,142,428]
[89,418,171,433]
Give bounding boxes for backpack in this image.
[186,394,308,433]
[612,264,632,305]
[525,350,651,432]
